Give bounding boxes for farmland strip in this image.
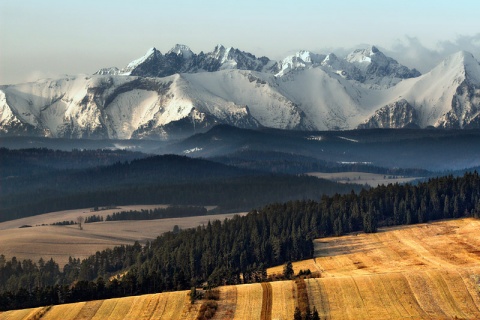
[232,283,262,319]
[214,285,238,319]
[91,298,119,319]
[270,280,296,320]
[305,278,330,319]
[321,276,368,320]
[295,278,309,314]
[352,275,391,319]
[155,291,187,319]
[427,270,470,319]
[458,268,480,312]
[108,296,135,319]
[74,300,104,320]
[41,302,85,320]
[403,271,448,318]
[378,273,425,319]
[140,293,162,319]
[0,307,43,320]
[260,282,272,320]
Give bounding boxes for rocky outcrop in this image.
[358,99,418,129]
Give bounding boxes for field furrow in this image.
[321,276,367,320]
[74,300,104,320]
[41,302,86,320]
[139,293,162,319]
[458,267,480,311]
[270,280,296,320]
[427,270,468,319]
[260,282,272,320]
[0,307,43,320]
[150,291,188,319]
[378,273,426,318]
[351,275,392,319]
[403,271,449,318]
[442,269,480,317]
[232,283,262,319]
[120,295,152,320]
[90,297,120,320]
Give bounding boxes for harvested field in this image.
[232,283,263,319]
[0,205,245,267]
[3,218,480,319]
[211,285,237,319]
[270,280,297,320]
[281,218,480,319]
[0,307,44,320]
[0,290,194,320]
[260,282,272,320]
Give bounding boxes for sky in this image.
[1,0,480,85]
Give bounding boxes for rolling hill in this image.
[2,218,479,319]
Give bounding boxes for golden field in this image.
[2,218,480,319]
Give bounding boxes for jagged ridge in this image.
[1,46,480,139]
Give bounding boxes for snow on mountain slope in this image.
[346,45,421,88]
[276,67,371,130]
[357,51,480,129]
[380,51,480,127]
[276,51,326,77]
[167,44,194,59]
[0,76,105,137]
[181,70,309,130]
[2,46,480,139]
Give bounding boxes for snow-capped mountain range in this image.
[1,44,479,140]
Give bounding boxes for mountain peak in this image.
[167,44,194,59]
[124,47,162,71]
[370,45,380,54]
[440,50,480,84]
[346,45,383,65]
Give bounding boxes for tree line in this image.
[104,206,208,221]
[1,172,480,310]
[1,174,358,222]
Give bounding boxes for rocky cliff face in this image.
[358,99,418,129]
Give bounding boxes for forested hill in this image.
[0,152,361,221]
[0,148,148,178]
[1,172,479,311]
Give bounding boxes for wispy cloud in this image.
[386,34,480,72]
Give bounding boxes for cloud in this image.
[24,70,62,83]
[385,34,480,73]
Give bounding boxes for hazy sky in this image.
[1,0,479,84]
